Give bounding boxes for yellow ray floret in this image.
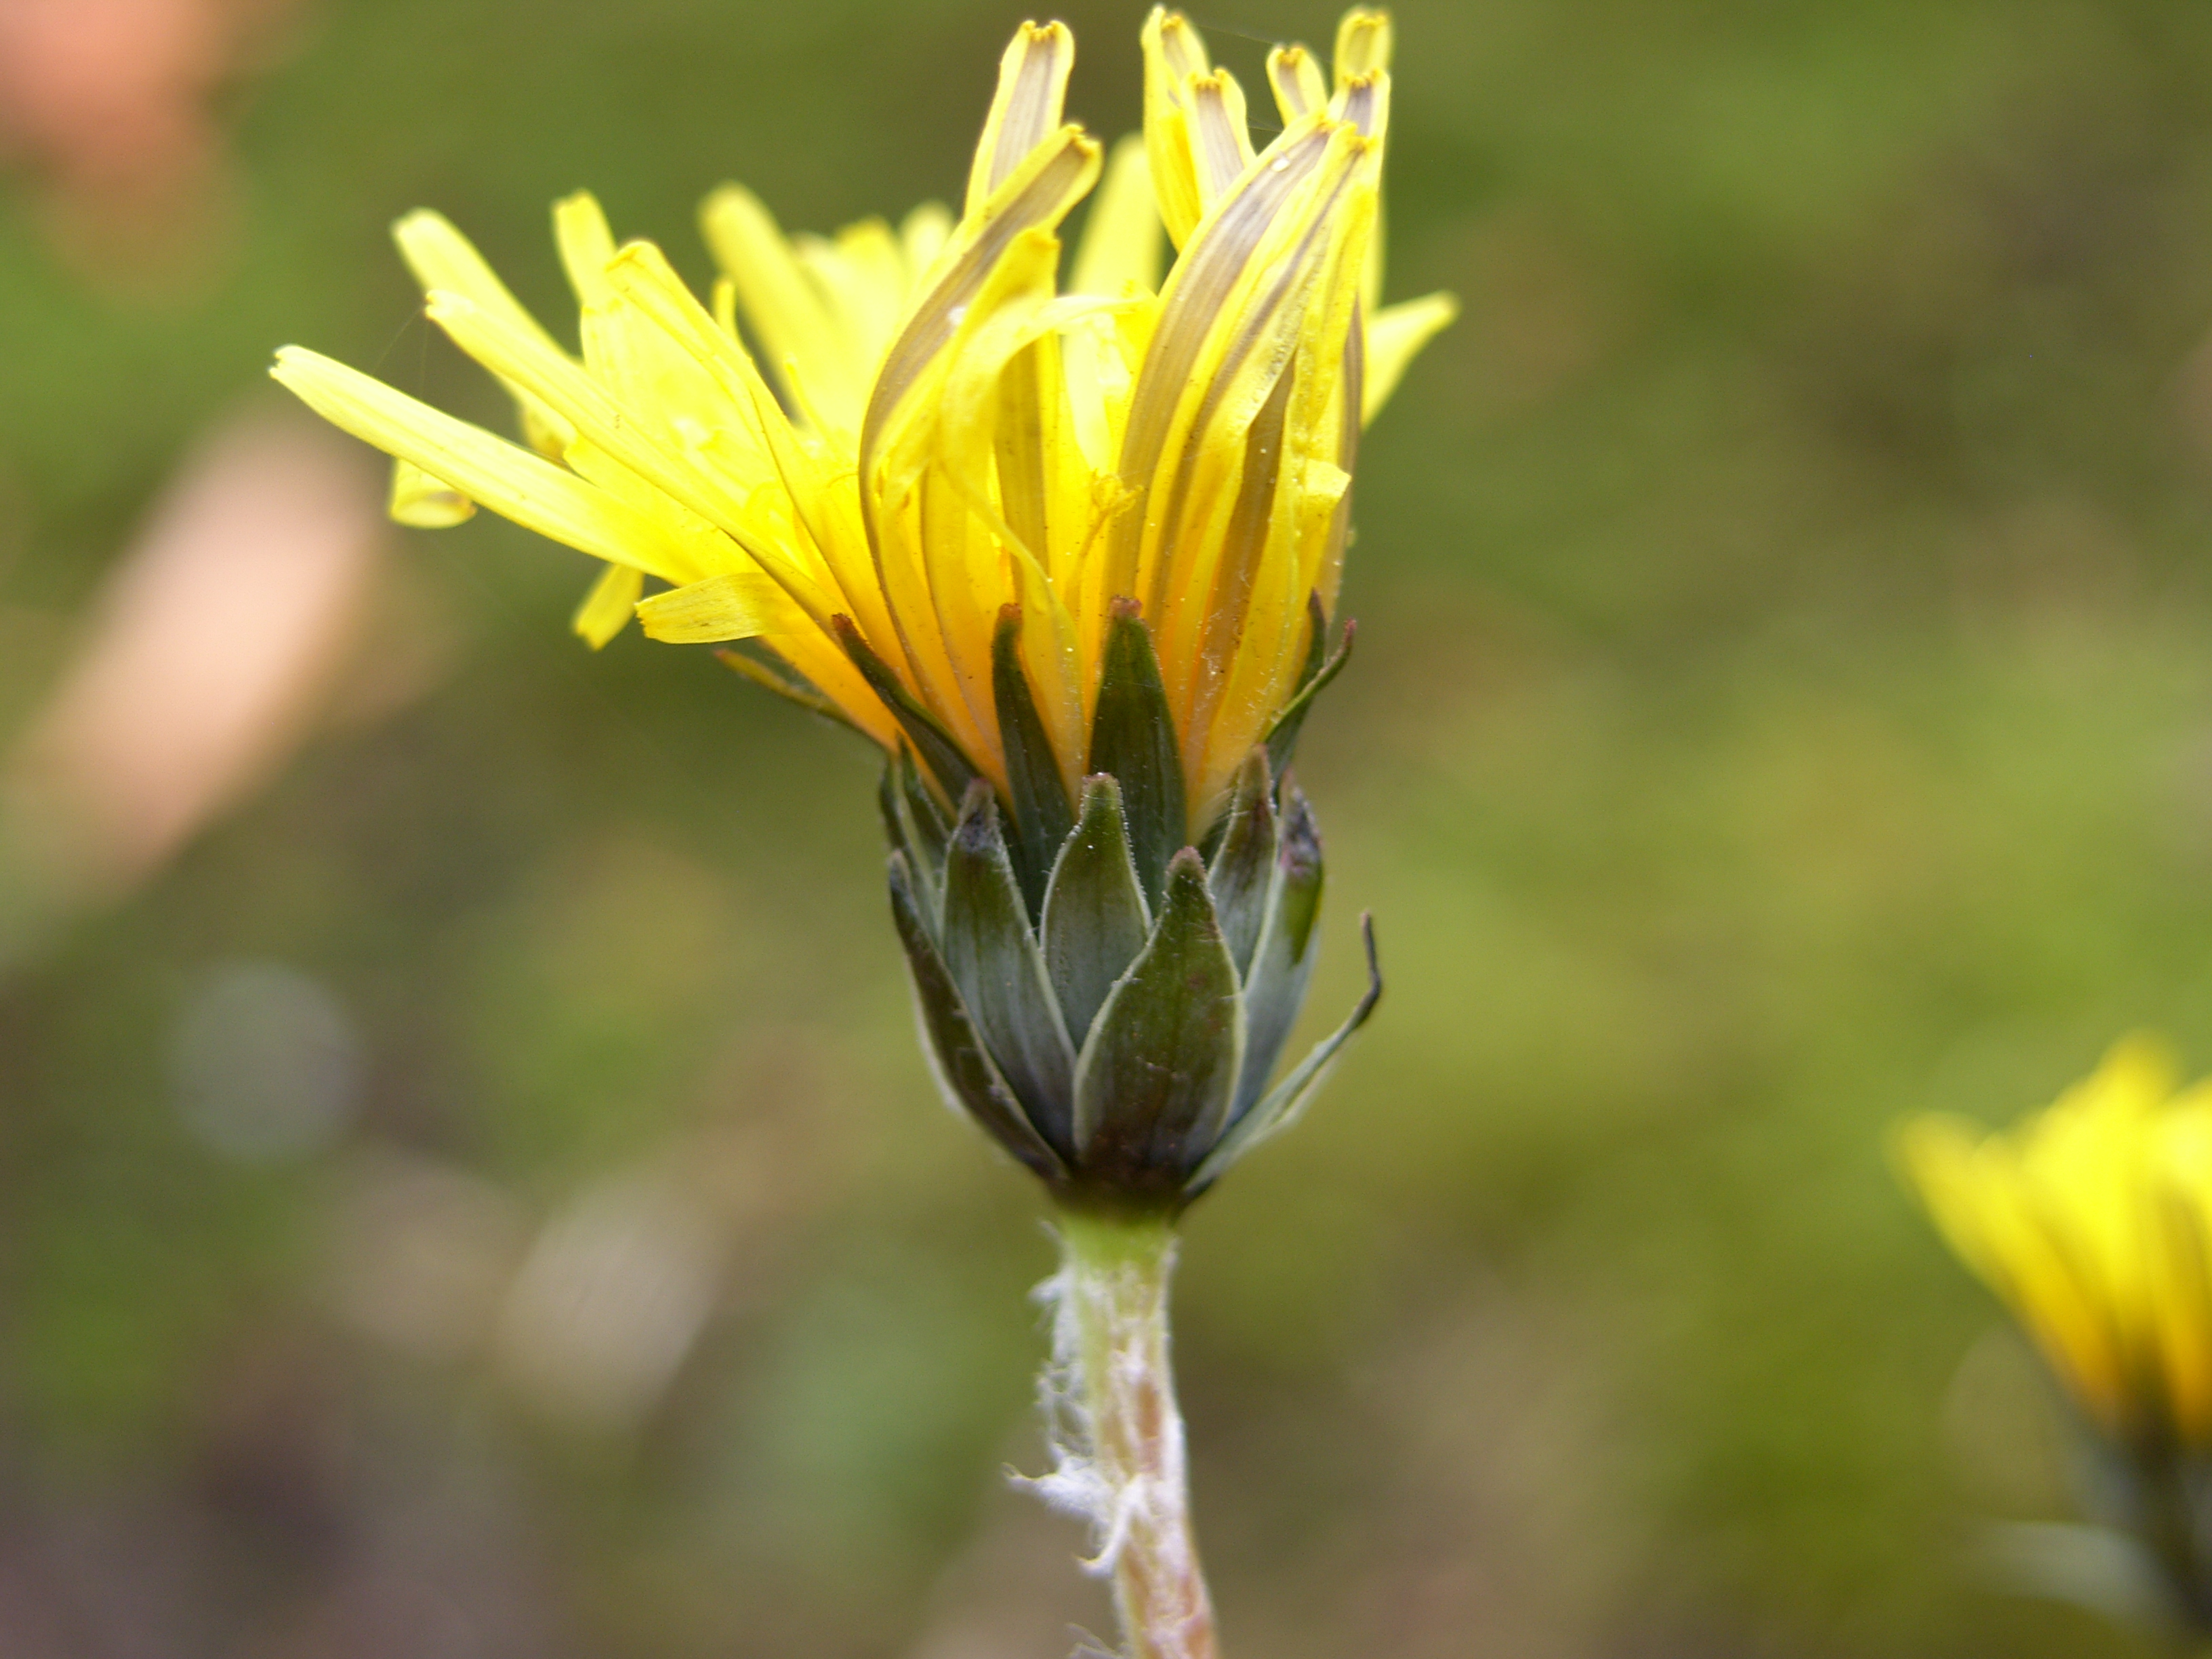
[272,7,1452,834]
[1898,1035,2212,1448]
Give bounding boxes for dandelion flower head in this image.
[1900,1037,2212,1450]
[271,7,1454,834]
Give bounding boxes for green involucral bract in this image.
[882,608,1379,1210]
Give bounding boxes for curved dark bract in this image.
[878,620,1376,1210]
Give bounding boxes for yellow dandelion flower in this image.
[272,6,1450,830]
[276,21,1454,1643]
[1898,1036,2212,1449]
[273,7,1449,1211]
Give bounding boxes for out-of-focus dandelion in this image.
[1899,1037,2212,1635]
[272,10,1451,1654]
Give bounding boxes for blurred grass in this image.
[7,0,2212,1653]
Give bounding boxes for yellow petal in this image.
[600,241,905,655]
[1065,136,1164,476]
[2084,1033,2184,1114]
[1896,1114,2013,1286]
[965,20,1076,218]
[1336,70,1393,312]
[1111,108,1338,535]
[636,571,795,643]
[1070,134,1162,299]
[900,201,956,293]
[699,184,863,435]
[1109,115,1372,614]
[424,285,833,620]
[1141,126,1374,805]
[797,218,907,378]
[558,436,731,589]
[285,12,1439,806]
[1267,45,1328,124]
[1179,362,1298,787]
[392,208,577,458]
[1898,1113,2132,1432]
[1363,291,1458,426]
[863,125,1101,474]
[589,278,758,463]
[270,347,687,581]
[756,628,904,752]
[1185,68,1255,210]
[1335,64,1391,142]
[554,191,617,310]
[1140,7,1212,248]
[2150,1173,2212,1442]
[857,127,1108,777]
[1189,165,1365,790]
[920,234,1094,773]
[393,209,565,354]
[387,457,475,528]
[1332,8,1393,87]
[573,560,642,649]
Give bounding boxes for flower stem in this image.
[1037,1208,1218,1659]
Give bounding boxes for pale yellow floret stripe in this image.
[1107,110,1339,607]
[1331,11,1393,311]
[272,7,1453,828]
[1899,1035,2212,1447]
[1334,9,1393,82]
[1186,71,1255,211]
[967,22,1076,218]
[1267,45,1328,123]
[1140,9,1212,250]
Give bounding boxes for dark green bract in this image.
[876,603,1378,1210]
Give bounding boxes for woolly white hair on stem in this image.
[1025,1258,1115,1549]
[1021,1213,1219,1659]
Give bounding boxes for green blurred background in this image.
[5,0,2211,1652]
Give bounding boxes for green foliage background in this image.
[6,0,2212,1652]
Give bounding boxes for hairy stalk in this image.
[1028,1209,1218,1659]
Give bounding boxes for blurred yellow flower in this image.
[1898,1037,2212,1449]
[270,7,1453,832]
